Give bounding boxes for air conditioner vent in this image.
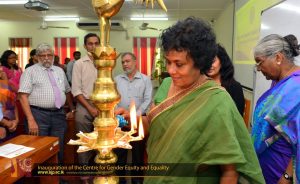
[77,21,125,31]
[77,22,98,27]
[24,0,49,11]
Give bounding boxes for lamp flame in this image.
[130,101,137,132]
[138,116,144,138]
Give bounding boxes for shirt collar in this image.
[82,55,93,62]
[38,63,54,71]
[120,71,142,80]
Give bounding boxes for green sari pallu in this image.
[145,78,265,184]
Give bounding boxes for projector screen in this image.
[234,0,282,89]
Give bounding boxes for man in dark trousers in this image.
[19,43,75,164]
[114,52,152,184]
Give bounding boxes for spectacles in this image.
[255,60,265,69]
[38,54,54,59]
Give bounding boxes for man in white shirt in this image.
[19,43,75,163]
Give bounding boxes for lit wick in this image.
[130,101,137,133]
[138,116,144,138]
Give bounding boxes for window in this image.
[54,37,79,64]
[9,38,32,70]
[133,37,158,76]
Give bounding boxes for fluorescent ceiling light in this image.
[130,17,168,21]
[44,16,80,22]
[0,0,27,4]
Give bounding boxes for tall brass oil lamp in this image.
[68,0,167,183]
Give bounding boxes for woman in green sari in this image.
[116,17,264,184]
[145,17,264,184]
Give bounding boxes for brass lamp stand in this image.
[68,0,167,183]
[68,45,143,184]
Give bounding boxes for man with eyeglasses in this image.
[18,43,75,164]
[71,33,100,183]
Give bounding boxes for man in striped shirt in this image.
[18,43,75,163]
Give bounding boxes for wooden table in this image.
[0,135,59,184]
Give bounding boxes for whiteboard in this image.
[253,0,300,115]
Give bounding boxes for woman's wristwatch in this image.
[283,172,293,181]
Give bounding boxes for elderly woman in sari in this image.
[252,34,300,184]
[117,17,264,184]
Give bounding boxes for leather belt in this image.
[30,105,62,112]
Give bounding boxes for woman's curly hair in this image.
[160,17,217,74]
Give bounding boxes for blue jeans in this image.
[25,108,67,163]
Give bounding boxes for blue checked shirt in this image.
[114,72,152,114]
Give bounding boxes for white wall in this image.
[0,15,234,76]
[0,20,175,75]
[0,0,237,76]
[214,0,234,58]
[235,0,249,9]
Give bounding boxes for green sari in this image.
[145,77,265,184]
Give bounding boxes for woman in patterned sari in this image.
[1,50,23,135]
[115,17,264,184]
[0,66,18,143]
[252,34,300,184]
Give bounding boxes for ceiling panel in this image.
[0,0,231,22]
